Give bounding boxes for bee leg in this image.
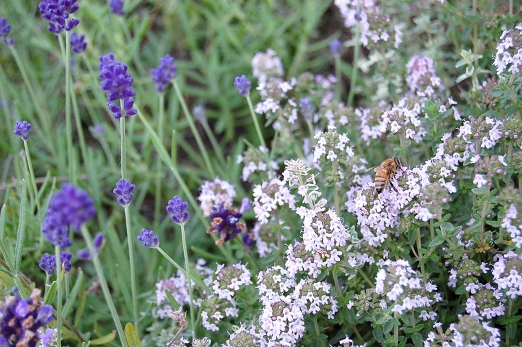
[389,180,399,193]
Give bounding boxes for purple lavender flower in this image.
[39,0,80,34]
[166,196,190,225]
[109,0,124,16]
[93,232,105,251]
[41,329,55,346]
[40,251,73,275]
[0,288,54,347]
[38,253,56,275]
[234,75,252,96]
[47,184,96,230]
[77,232,104,260]
[0,18,13,46]
[70,32,86,54]
[13,120,32,141]
[330,39,342,55]
[98,53,137,119]
[76,249,91,260]
[137,228,159,248]
[60,251,73,272]
[41,211,72,248]
[207,203,247,246]
[113,178,135,206]
[151,54,177,93]
[41,184,95,247]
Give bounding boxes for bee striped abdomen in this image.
[374,170,388,193]
[372,157,402,194]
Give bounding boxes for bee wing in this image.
[365,165,384,173]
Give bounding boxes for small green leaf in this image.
[412,332,424,346]
[455,285,467,295]
[125,323,142,347]
[44,281,57,305]
[90,331,117,345]
[428,236,445,247]
[373,326,383,343]
[165,289,180,310]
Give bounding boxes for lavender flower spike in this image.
[98,53,137,119]
[234,75,252,96]
[0,18,14,46]
[166,196,190,225]
[109,0,124,16]
[113,178,135,206]
[151,54,177,93]
[71,32,87,54]
[137,229,159,248]
[39,0,80,34]
[41,184,96,248]
[13,120,32,140]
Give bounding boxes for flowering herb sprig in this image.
[13,121,40,208]
[0,289,54,347]
[98,53,137,119]
[38,0,80,34]
[0,17,13,46]
[13,120,31,141]
[113,177,138,327]
[70,32,86,54]
[40,183,95,347]
[109,0,124,16]
[235,74,268,154]
[113,178,135,207]
[166,196,196,335]
[151,54,177,93]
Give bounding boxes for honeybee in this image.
[371,157,403,194]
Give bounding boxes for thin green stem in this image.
[333,273,342,297]
[120,106,127,180]
[55,246,63,347]
[156,247,186,274]
[347,0,361,107]
[173,80,215,177]
[156,246,211,293]
[70,80,88,168]
[199,118,227,169]
[246,95,267,150]
[124,206,138,330]
[154,95,165,226]
[80,225,128,347]
[394,311,399,346]
[415,228,426,284]
[23,141,40,212]
[13,181,28,299]
[358,268,374,288]
[63,32,74,182]
[180,224,196,337]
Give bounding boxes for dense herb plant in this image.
[1,1,522,347]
